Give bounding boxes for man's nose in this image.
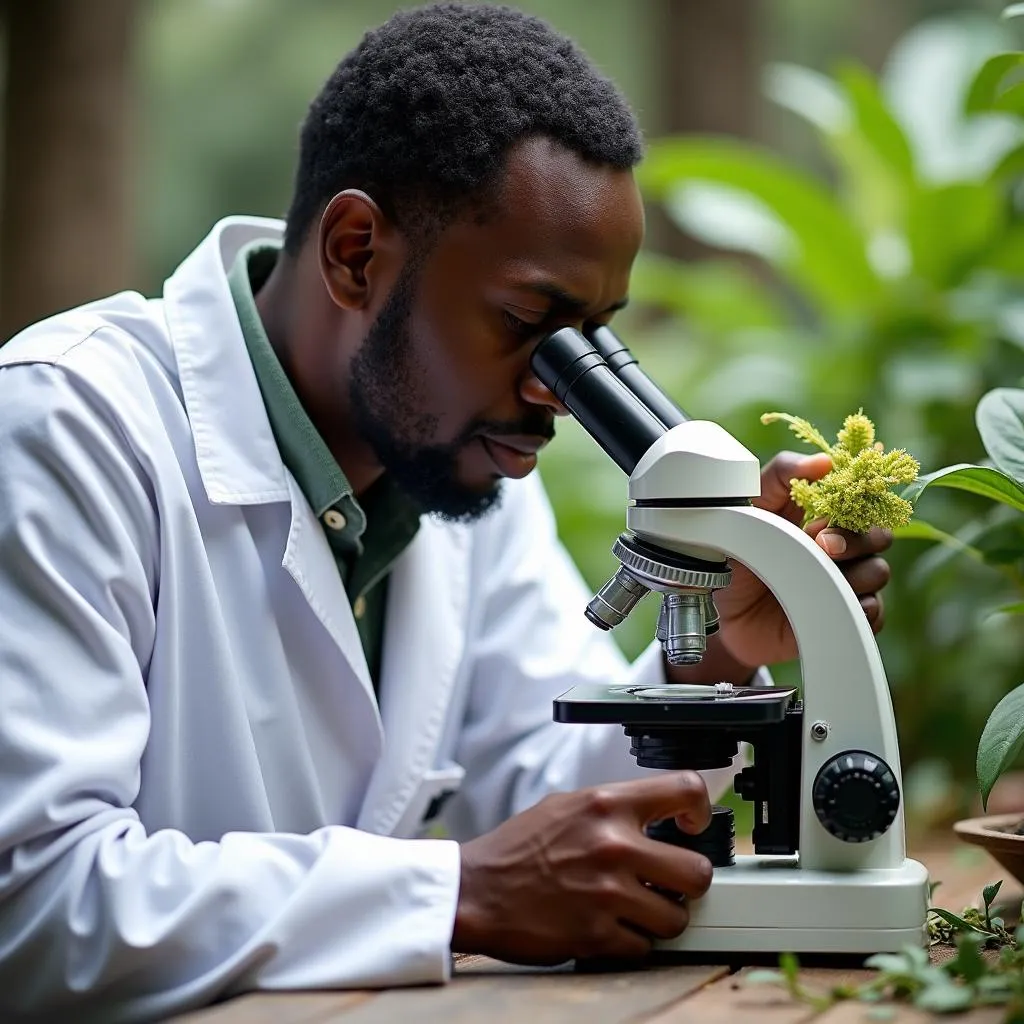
[520,373,570,417]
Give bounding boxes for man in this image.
[0,4,890,1021]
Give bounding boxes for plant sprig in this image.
[747,880,1024,1018]
[760,409,920,533]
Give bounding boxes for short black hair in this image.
[283,2,643,254]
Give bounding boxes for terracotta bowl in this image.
[954,813,1024,887]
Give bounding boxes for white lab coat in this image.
[0,216,744,1023]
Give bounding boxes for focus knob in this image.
[812,750,900,843]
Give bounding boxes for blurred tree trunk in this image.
[648,0,760,259]
[0,0,136,343]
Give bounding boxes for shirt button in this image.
[353,595,367,619]
[323,509,347,531]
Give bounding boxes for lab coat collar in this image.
[163,215,292,507]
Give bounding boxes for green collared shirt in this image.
[229,240,421,688]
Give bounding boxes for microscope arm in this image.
[628,500,907,872]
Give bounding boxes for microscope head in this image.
[532,326,760,667]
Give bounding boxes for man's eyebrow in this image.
[515,282,629,316]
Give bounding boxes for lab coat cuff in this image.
[408,837,462,984]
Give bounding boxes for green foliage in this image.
[905,379,1024,806]
[748,880,1024,1017]
[761,409,920,531]
[601,9,1024,795]
[637,138,883,312]
[978,684,1024,807]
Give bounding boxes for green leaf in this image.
[949,931,986,982]
[779,950,800,985]
[637,138,881,315]
[905,943,931,969]
[830,63,916,243]
[993,601,1024,615]
[903,464,1024,514]
[973,518,1024,565]
[977,389,1024,482]
[769,61,914,244]
[978,682,1024,808]
[866,952,919,973]
[1003,2,1024,16]
[983,881,1004,930]
[907,182,1005,288]
[838,62,915,181]
[628,252,785,330]
[984,880,1004,909]
[893,520,986,564]
[989,141,1024,183]
[913,982,974,1012]
[764,62,848,133]
[980,224,1024,276]
[965,53,1024,114]
[928,907,987,934]
[992,81,1024,116]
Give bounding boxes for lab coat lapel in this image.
[281,475,383,735]
[166,217,384,744]
[357,518,470,836]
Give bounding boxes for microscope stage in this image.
[553,682,799,725]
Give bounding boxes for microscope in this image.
[533,326,929,955]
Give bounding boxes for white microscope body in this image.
[535,325,930,956]
[626,421,929,954]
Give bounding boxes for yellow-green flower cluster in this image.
[760,410,920,533]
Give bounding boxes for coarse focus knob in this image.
[812,750,900,843]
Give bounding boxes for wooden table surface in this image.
[171,838,1017,1024]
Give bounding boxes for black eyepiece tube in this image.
[531,327,666,476]
[587,325,690,428]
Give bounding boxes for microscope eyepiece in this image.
[531,327,666,476]
[586,325,690,429]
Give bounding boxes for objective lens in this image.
[585,566,650,630]
[660,592,708,665]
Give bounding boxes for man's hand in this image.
[708,450,893,671]
[452,773,713,964]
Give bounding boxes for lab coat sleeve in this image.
[0,363,460,1023]
[444,471,769,841]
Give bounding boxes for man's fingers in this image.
[754,451,832,513]
[634,841,714,900]
[608,771,711,833]
[626,883,691,940]
[842,556,891,597]
[861,594,885,631]
[807,522,893,561]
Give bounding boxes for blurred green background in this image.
[2,0,1022,827]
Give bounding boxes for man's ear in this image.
[316,190,403,311]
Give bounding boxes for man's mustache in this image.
[472,414,556,443]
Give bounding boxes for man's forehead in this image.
[494,136,642,225]
[470,138,644,277]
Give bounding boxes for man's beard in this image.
[349,264,553,523]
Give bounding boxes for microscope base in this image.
[655,855,930,954]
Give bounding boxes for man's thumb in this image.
[755,451,832,513]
